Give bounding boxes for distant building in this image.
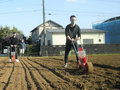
[40,29,105,46]
[31,20,105,46]
[93,16,120,44]
[31,20,64,43]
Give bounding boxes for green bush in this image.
[25,44,40,56]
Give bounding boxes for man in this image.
[9,32,19,62]
[64,15,81,68]
[19,39,26,57]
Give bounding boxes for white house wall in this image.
[32,21,64,43]
[52,33,105,45]
[52,33,66,45]
[81,33,105,44]
[39,23,63,35]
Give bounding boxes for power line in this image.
[0,9,119,15]
[45,9,120,15]
[0,9,119,19]
[0,9,41,15]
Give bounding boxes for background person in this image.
[9,32,19,62]
[19,39,26,57]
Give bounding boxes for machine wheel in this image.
[85,62,93,74]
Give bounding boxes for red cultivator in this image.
[11,52,16,62]
[72,41,93,74]
[10,47,17,62]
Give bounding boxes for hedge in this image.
[25,44,40,56]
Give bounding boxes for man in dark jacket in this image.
[9,32,19,62]
[64,15,81,68]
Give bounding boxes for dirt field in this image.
[0,54,120,90]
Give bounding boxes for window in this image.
[99,39,101,42]
[83,39,93,44]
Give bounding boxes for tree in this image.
[0,25,26,45]
[0,26,10,37]
[11,26,18,33]
[26,35,32,45]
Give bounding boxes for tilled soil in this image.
[0,55,120,90]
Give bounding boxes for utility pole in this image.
[43,0,46,46]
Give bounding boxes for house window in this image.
[83,39,93,44]
[99,39,101,42]
[47,40,51,46]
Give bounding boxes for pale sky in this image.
[0,0,119,37]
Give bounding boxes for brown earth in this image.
[0,54,120,90]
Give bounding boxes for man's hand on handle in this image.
[67,35,80,42]
[76,37,80,40]
[11,45,17,47]
[11,45,13,47]
[71,37,80,42]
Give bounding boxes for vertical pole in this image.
[43,0,46,46]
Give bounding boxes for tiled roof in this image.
[47,29,105,33]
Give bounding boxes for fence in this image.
[40,44,120,56]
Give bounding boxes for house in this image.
[31,20,105,46]
[40,29,106,46]
[31,20,64,43]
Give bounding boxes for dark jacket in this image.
[9,37,19,46]
[19,42,26,49]
[65,24,81,43]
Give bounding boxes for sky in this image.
[0,0,119,37]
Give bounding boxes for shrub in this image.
[25,44,40,56]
